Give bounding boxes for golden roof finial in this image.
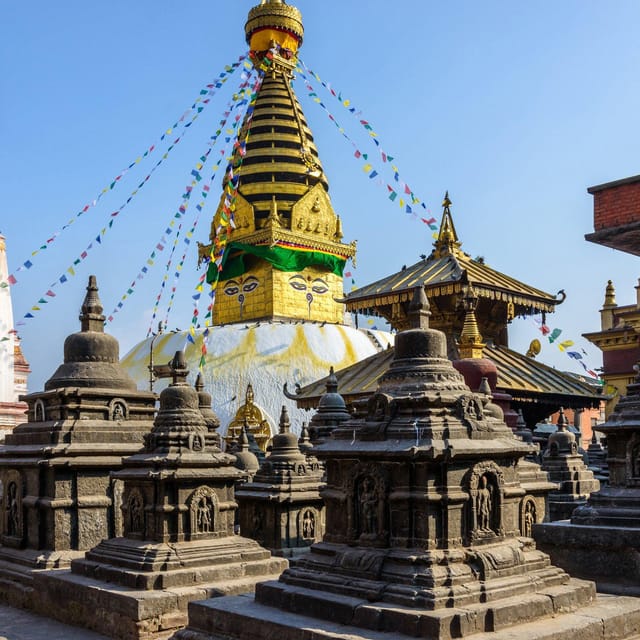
[603,280,617,307]
[458,285,486,359]
[246,0,304,63]
[434,191,462,258]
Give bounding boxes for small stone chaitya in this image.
[33,350,286,639]
[0,276,155,606]
[236,406,325,556]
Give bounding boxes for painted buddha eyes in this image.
[288,275,329,295]
[223,276,260,297]
[242,277,259,293]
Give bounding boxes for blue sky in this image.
[2,0,639,391]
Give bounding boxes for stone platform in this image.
[32,539,286,640]
[534,520,640,596]
[176,587,640,640]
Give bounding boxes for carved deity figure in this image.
[196,497,213,533]
[112,402,125,421]
[359,477,378,535]
[523,500,536,538]
[129,492,144,533]
[302,510,315,539]
[476,475,492,532]
[6,482,19,537]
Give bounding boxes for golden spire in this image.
[198,0,356,327]
[458,285,486,359]
[245,0,304,66]
[433,191,462,258]
[603,280,617,307]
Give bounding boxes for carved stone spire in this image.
[80,274,105,332]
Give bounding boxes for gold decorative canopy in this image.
[199,0,355,326]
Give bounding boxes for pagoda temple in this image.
[293,195,603,427]
[121,0,392,436]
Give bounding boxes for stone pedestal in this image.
[540,409,600,521]
[535,369,640,594]
[33,351,286,639]
[175,286,635,640]
[236,407,325,556]
[0,277,155,606]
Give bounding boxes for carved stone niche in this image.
[109,398,128,421]
[627,434,640,486]
[297,507,319,544]
[520,496,538,538]
[188,486,218,539]
[34,398,46,422]
[467,461,505,544]
[346,464,388,547]
[1,469,23,547]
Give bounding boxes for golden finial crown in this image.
[245,0,304,50]
[604,279,617,307]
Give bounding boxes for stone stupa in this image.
[178,287,640,639]
[34,350,287,639]
[0,275,155,606]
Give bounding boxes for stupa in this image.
[235,405,325,556]
[534,364,640,595]
[34,350,287,639]
[0,276,155,606]
[120,0,392,434]
[177,286,640,640]
[540,408,600,521]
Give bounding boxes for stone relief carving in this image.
[468,462,504,541]
[301,509,316,539]
[109,399,128,421]
[5,479,21,538]
[189,486,218,536]
[34,399,46,422]
[126,489,145,535]
[520,497,537,538]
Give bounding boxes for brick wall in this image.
[591,177,640,230]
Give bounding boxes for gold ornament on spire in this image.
[603,280,617,307]
[434,191,463,258]
[458,285,486,359]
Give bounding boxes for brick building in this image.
[584,175,640,413]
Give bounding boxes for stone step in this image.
[177,589,640,640]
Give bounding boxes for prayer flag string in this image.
[190,67,266,371]
[532,315,601,380]
[296,59,436,231]
[4,53,249,290]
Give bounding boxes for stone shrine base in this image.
[0,546,85,608]
[176,586,640,640]
[534,520,640,596]
[30,538,287,640]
